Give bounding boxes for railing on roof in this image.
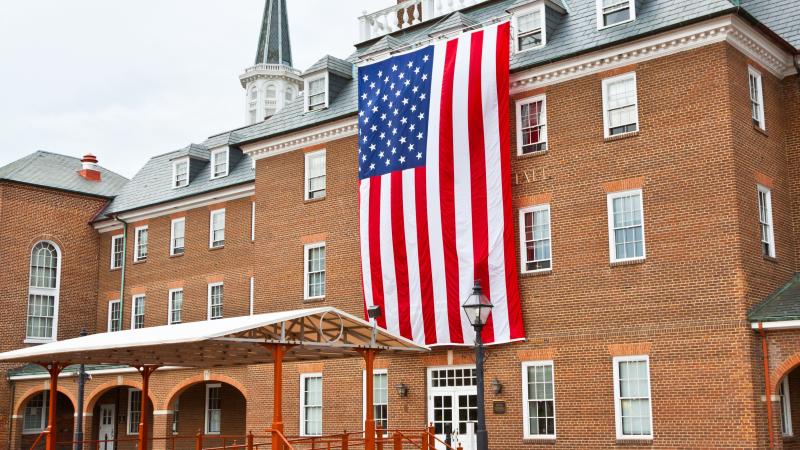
[358,0,491,42]
[242,63,302,77]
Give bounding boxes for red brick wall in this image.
[785,75,800,272]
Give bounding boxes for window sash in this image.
[758,187,775,257]
[174,161,189,187]
[305,245,326,299]
[111,236,124,269]
[27,294,55,339]
[521,207,551,272]
[134,228,148,262]
[516,9,543,51]
[519,99,547,154]
[781,377,793,436]
[23,392,48,433]
[206,386,222,434]
[523,362,555,438]
[170,290,183,325]
[614,357,652,438]
[109,301,122,332]
[212,150,229,178]
[132,296,145,330]
[366,372,390,433]
[605,76,638,135]
[128,390,142,435]
[171,219,185,255]
[209,284,224,320]
[30,243,58,289]
[210,210,225,248]
[602,0,632,26]
[609,191,645,261]
[749,69,764,128]
[302,376,323,436]
[305,152,326,199]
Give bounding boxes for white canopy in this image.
[0,307,428,367]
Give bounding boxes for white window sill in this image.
[24,338,55,345]
[524,435,556,440]
[598,18,635,31]
[616,436,653,443]
[22,430,45,435]
[520,269,552,278]
[604,130,640,142]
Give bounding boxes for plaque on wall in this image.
[493,401,506,415]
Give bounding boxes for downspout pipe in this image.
[112,215,128,329]
[6,373,15,450]
[759,323,775,449]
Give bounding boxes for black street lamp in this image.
[462,281,492,450]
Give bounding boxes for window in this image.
[111,235,124,269]
[172,158,189,188]
[264,84,277,117]
[23,391,48,434]
[749,67,765,130]
[211,148,229,179]
[597,0,635,28]
[248,86,258,124]
[602,72,639,138]
[758,185,775,258]
[205,384,221,434]
[516,96,547,155]
[134,226,148,262]
[132,295,145,330]
[251,201,256,242]
[305,150,326,200]
[285,86,295,102]
[249,276,255,315]
[169,289,183,325]
[301,374,323,436]
[519,205,552,273]
[613,356,653,439]
[172,398,180,433]
[108,300,122,332]
[210,209,225,248]
[304,243,326,299]
[522,361,556,439]
[514,6,545,52]
[170,218,185,256]
[781,376,793,437]
[26,242,60,342]
[307,76,327,112]
[607,189,645,263]
[128,389,142,435]
[208,283,224,320]
[364,370,389,433]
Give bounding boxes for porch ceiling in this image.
[0,307,428,367]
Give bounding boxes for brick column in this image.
[8,416,22,450]
[151,412,171,450]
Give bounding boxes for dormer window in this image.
[514,5,545,52]
[306,76,328,112]
[172,158,189,188]
[248,86,258,124]
[597,0,635,28]
[210,148,229,179]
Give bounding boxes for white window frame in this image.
[304,73,329,112]
[249,276,255,315]
[207,282,224,320]
[300,373,324,436]
[513,3,546,53]
[251,201,256,242]
[170,218,186,256]
[522,360,556,439]
[131,294,145,330]
[607,189,646,263]
[209,209,226,249]
[168,288,183,325]
[205,383,222,435]
[748,66,766,130]
[210,148,230,179]
[26,241,61,344]
[108,299,122,332]
[515,95,548,156]
[110,234,124,269]
[304,242,326,300]
[781,376,793,437]
[518,204,552,274]
[172,158,190,189]
[363,369,389,435]
[613,355,653,440]
[133,226,148,262]
[758,184,776,258]
[304,150,327,201]
[596,0,636,29]
[602,72,639,139]
[22,391,48,434]
[127,388,142,435]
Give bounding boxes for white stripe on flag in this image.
[379,173,400,336]
[359,178,375,313]
[480,25,510,343]
[401,169,425,344]
[452,34,476,344]
[426,42,451,344]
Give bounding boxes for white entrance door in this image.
[98,404,115,450]
[427,367,478,450]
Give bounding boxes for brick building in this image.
[2,0,800,448]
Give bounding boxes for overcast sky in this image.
[0,0,393,178]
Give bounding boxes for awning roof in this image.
[0,307,428,367]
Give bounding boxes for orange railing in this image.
[27,429,48,450]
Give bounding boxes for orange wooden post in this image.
[359,349,377,450]
[392,432,401,450]
[421,431,428,450]
[135,365,158,450]
[195,431,203,450]
[427,426,435,450]
[247,431,254,450]
[341,432,349,450]
[264,344,289,450]
[42,363,65,450]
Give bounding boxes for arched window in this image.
[248,86,258,124]
[27,241,60,342]
[264,84,277,117]
[285,86,295,102]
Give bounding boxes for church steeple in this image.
[239,0,302,125]
[254,0,292,67]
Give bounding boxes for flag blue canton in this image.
[358,46,434,180]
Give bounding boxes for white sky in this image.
[0,0,394,178]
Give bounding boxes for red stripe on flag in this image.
[368,177,388,329]
[467,30,495,343]
[390,171,413,339]
[415,167,438,345]
[438,38,464,344]
[495,22,523,340]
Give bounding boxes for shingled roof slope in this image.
[749,274,800,323]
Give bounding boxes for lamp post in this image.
[462,281,493,450]
[75,329,88,450]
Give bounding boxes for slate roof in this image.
[0,151,127,198]
[748,274,800,322]
[740,0,800,49]
[304,55,355,79]
[428,12,481,36]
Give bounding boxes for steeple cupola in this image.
[240,0,303,125]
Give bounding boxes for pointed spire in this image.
[254,0,293,67]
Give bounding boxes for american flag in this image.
[358,22,524,346]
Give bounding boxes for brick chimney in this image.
[78,153,101,181]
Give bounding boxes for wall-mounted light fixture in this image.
[395,383,409,397]
[491,378,503,395]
